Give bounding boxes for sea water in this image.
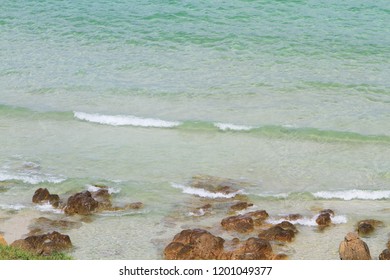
[0,0,389,259]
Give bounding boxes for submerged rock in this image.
[339,232,371,260]
[32,188,60,208]
[64,191,99,215]
[230,202,253,212]
[357,219,384,236]
[189,175,249,197]
[29,217,82,234]
[282,214,303,221]
[11,231,72,255]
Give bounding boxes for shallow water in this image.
[0,0,389,259]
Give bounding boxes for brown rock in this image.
[320,209,335,217]
[0,234,7,246]
[387,240,390,250]
[316,213,331,227]
[275,221,298,233]
[258,225,296,242]
[230,202,253,212]
[11,231,72,255]
[357,219,384,236]
[244,210,269,226]
[379,249,390,260]
[339,232,371,260]
[92,189,112,209]
[164,229,225,260]
[64,191,99,215]
[221,215,254,233]
[32,188,60,207]
[227,237,274,260]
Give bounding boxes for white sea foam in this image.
[0,204,26,211]
[214,122,253,131]
[313,189,390,200]
[0,172,65,184]
[87,184,120,194]
[35,202,63,214]
[171,183,244,199]
[74,111,181,128]
[267,214,347,227]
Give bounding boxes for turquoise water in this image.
[0,0,389,259]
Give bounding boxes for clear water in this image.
[0,0,389,259]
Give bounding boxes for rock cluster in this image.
[164,229,276,260]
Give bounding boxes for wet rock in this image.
[32,188,60,208]
[316,213,331,227]
[221,215,254,233]
[11,231,72,255]
[226,237,274,260]
[275,221,298,233]
[0,234,7,246]
[258,225,296,242]
[92,188,112,210]
[244,210,269,226]
[339,232,371,260]
[230,202,253,212]
[64,191,99,215]
[357,219,384,236]
[320,209,335,217]
[379,249,390,260]
[164,229,225,260]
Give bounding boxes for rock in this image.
[244,210,269,226]
[316,213,331,227]
[320,209,335,217]
[32,188,60,208]
[258,225,296,242]
[379,249,390,260]
[275,221,298,233]
[92,188,112,210]
[0,234,7,246]
[29,217,82,233]
[230,202,253,212]
[245,210,269,220]
[282,214,303,221]
[387,240,390,250]
[11,231,72,255]
[339,232,371,260]
[164,229,225,260]
[357,219,384,236]
[221,215,254,233]
[190,175,248,197]
[226,237,274,260]
[64,191,99,215]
